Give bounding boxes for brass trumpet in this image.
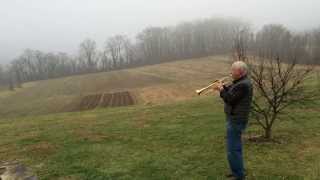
[196,76,232,95]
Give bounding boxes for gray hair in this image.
[232,61,248,76]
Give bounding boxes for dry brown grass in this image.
[0,56,231,117]
[24,142,57,158]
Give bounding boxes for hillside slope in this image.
[0,56,230,117]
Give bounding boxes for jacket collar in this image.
[233,74,247,83]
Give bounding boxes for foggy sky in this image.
[1,0,320,64]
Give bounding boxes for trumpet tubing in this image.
[195,76,231,95]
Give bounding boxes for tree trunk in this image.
[264,127,272,139]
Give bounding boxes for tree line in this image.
[0,17,319,89]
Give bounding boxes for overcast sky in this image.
[1,0,320,63]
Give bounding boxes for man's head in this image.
[230,61,248,80]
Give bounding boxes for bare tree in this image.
[247,57,314,139]
[105,35,133,69]
[8,74,15,91]
[136,27,163,63]
[234,24,316,139]
[311,28,320,64]
[98,50,110,71]
[255,24,292,60]
[0,64,4,85]
[106,35,122,69]
[79,39,98,72]
[8,18,309,88]
[233,25,252,61]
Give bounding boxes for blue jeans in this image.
[226,116,247,179]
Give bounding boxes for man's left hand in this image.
[213,82,224,92]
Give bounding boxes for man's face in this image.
[230,66,242,80]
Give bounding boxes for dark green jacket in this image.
[220,75,253,122]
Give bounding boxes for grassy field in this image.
[0,95,319,179]
[1,56,319,179]
[0,56,230,118]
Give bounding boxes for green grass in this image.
[0,96,319,179]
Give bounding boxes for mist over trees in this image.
[0,17,319,89]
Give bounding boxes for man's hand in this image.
[213,81,224,92]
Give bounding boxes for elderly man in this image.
[213,61,253,180]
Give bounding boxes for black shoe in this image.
[225,172,234,178]
[225,172,246,179]
[225,169,247,179]
[228,177,245,180]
